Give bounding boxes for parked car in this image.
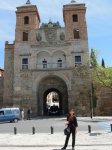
[0,107,21,123]
[49,105,59,115]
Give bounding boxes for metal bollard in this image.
[32,127,35,135]
[51,126,54,134]
[14,127,17,135]
[111,124,112,132]
[88,125,91,133]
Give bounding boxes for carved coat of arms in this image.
[44,27,57,43]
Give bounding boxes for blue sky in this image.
[0,0,112,68]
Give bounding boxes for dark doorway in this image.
[38,76,68,116]
[43,89,62,116]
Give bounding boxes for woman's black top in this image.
[67,115,78,128]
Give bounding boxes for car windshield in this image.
[0,111,4,115]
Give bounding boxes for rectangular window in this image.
[24,16,29,25]
[57,59,62,68]
[22,58,28,69]
[43,60,47,68]
[72,14,78,22]
[74,29,80,39]
[23,32,28,41]
[75,56,81,66]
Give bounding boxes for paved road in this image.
[0,146,112,150]
[0,117,111,133]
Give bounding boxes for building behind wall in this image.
[0,68,4,107]
[3,0,91,116]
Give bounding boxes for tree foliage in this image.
[93,67,112,89]
[90,48,112,89]
[101,58,105,68]
[90,48,98,68]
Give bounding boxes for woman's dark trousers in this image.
[64,127,76,148]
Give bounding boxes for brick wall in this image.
[0,77,4,107]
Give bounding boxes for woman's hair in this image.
[69,109,75,115]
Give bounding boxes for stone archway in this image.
[43,88,62,115]
[37,76,68,116]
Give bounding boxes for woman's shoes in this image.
[61,147,74,150]
[61,147,66,149]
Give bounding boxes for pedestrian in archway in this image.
[21,109,24,120]
[61,109,78,150]
[27,108,32,120]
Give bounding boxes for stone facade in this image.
[3,1,91,116]
[0,69,4,107]
[94,85,112,116]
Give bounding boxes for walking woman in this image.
[61,109,78,150]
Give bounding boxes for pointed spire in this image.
[71,0,76,3]
[26,0,31,4]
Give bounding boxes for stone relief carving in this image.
[44,28,57,43]
[60,32,65,41]
[36,33,42,41]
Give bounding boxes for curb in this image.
[0,144,112,147]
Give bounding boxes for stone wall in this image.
[94,84,112,116]
[0,77,4,107]
[3,43,14,106]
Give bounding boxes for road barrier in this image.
[88,125,91,133]
[50,126,54,134]
[14,127,17,135]
[111,124,112,132]
[32,127,35,135]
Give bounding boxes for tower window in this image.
[42,59,47,68]
[72,14,78,22]
[24,16,29,24]
[74,29,80,39]
[75,56,81,66]
[23,32,28,41]
[57,59,62,68]
[22,58,28,69]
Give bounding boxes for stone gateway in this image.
[3,0,91,116]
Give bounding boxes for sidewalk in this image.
[77,116,112,122]
[0,131,112,150]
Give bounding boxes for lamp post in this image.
[90,69,93,119]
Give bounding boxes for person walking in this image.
[27,108,32,120]
[61,109,78,150]
[21,109,24,120]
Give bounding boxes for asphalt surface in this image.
[0,117,111,134]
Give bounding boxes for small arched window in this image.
[74,29,80,39]
[42,59,47,68]
[57,58,62,68]
[24,16,29,25]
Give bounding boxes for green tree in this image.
[90,48,98,68]
[93,67,112,89]
[101,58,105,68]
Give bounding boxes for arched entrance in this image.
[37,76,68,116]
[43,88,62,115]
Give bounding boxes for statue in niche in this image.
[60,32,65,41]
[36,33,42,41]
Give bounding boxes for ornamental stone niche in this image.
[36,33,42,42]
[60,32,65,41]
[44,28,57,43]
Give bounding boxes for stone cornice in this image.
[31,42,71,48]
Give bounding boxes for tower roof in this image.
[26,0,31,5]
[65,0,85,6]
[24,0,32,6]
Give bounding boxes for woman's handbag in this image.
[64,126,70,135]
